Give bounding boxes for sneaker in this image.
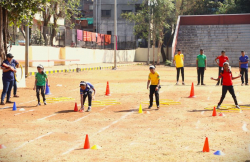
[13,95,19,98]
[157,105,160,109]
[236,105,240,109]
[216,83,219,86]
[175,82,179,85]
[6,101,14,104]
[182,82,185,85]
[246,83,249,86]
[86,107,91,112]
[44,101,47,105]
[0,102,5,105]
[197,83,200,86]
[37,102,41,106]
[216,105,221,109]
[241,83,244,86]
[201,83,206,86]
[148,105,152,109]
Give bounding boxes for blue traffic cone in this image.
[45,83,51,95]
[214,150,225,155]
[13,102,17,111]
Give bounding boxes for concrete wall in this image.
[135,48,172,62]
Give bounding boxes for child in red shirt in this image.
[211,62,241,109]
[214,50,229,85]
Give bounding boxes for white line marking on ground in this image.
[201,111,204,115]
[62,110,134,155]
[207,97,210,100]
[11,132,52,152]
[72,114,91,123]
[0,106,11,110]
[37,114,57,121]
[242,122,248,132]
[195,120,200,129]
[100,105,111,111]
[14,109,34,116]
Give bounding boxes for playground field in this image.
[0,65,250,162]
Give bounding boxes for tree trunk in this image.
[157,41,162,65]
[0,6,8,60]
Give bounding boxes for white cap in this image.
[149,65,155,69]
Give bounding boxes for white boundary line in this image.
[11,132,53,152]
[14,109,34,116]
[37,114,57,121]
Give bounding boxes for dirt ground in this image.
[0,65,250,162]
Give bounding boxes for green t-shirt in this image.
[35,73,47,86]
[197,54,206,67]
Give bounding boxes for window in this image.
[107,31,112,35]
[122,10,132,14]
[102,10,111,17]
[89,5,93,10]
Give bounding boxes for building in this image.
[93,0,143,39]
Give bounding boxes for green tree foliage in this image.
[217,0,250,14]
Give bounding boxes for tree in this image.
[123,0,175,65]
[42,0,80,46]
[0,0,45,60]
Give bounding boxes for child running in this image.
[211,62,241,109]
[33,64,49,106]
[79,81,96,112]
[147,66,160,109]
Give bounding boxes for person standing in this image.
[215,50,229,85]
[239,51,248,86]
[196,49,207,85]
[173,49,185,85]
[0,54,17,105]
[147,66,161,109]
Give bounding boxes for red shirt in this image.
[219,70,233,86]
[216,55,229,67]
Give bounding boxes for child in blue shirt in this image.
[79,81,96,112]
[239,51,249,86]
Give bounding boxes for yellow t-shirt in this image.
[148,71,160,85]
[174,54,184,68]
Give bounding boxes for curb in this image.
[28,63,145,76]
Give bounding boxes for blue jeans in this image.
[13,79,17,95]
[1,80,14,102]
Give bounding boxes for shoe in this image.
[13,95,19,98]
[175,82,179,85]
[216,105,221,109]
[0,102,5,105]
[236,105,240,109]
[37,102,41,106]
[86,107,91,112]
[241,83,244,86]
[148,105,152,109]
[246,83,249,86]
[79,107,84,112]
[197,83,200,86]
[182,82,185,85]
[44,101,47,105]
[157,105,160,109]
[216,83,219,86]
[201,83,206,86]
[6,101,14,104]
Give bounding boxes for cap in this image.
[80,81,86,86]
[37,64,44,69]
[6,53,14,58]
[223,62,229,66]
[149,65,155,69]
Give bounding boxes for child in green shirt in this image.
[33,64,49,106]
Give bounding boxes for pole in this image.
[25,24,29,78]
[114,0,117,69]
[96,0,98,33]
[147,0,151,65]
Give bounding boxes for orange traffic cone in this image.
[83,134,90,149]
[74,102,78,112]
[189,82,195,98]
[203,137,210,152]
[105,81,110,96]
[212,107,217,116]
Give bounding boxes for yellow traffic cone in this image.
[91,145,102,150]
[138,104,143,114]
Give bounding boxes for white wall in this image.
[0,68,26,89]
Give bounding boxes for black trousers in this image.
[36,86,46,103]
[240,68,248,84]
[149,85,160,106]
[217,67,223,85]
[218,85,238,105]
[197,67,205,84]
[13,79,17,95]
[83,91,93,107]
[176,67,184,82]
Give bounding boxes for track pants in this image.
[36,86,46,103]
[218,85,238,105]
[149,85,160,106]
[81,91,93,107]
[240,68,248,84]
[176,67,184,82]
[197,67,205,84]
[217,67,223,85]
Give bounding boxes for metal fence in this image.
[8,25,136,50]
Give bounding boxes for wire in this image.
[14,64,23,82]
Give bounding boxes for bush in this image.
[165,60,172,66]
